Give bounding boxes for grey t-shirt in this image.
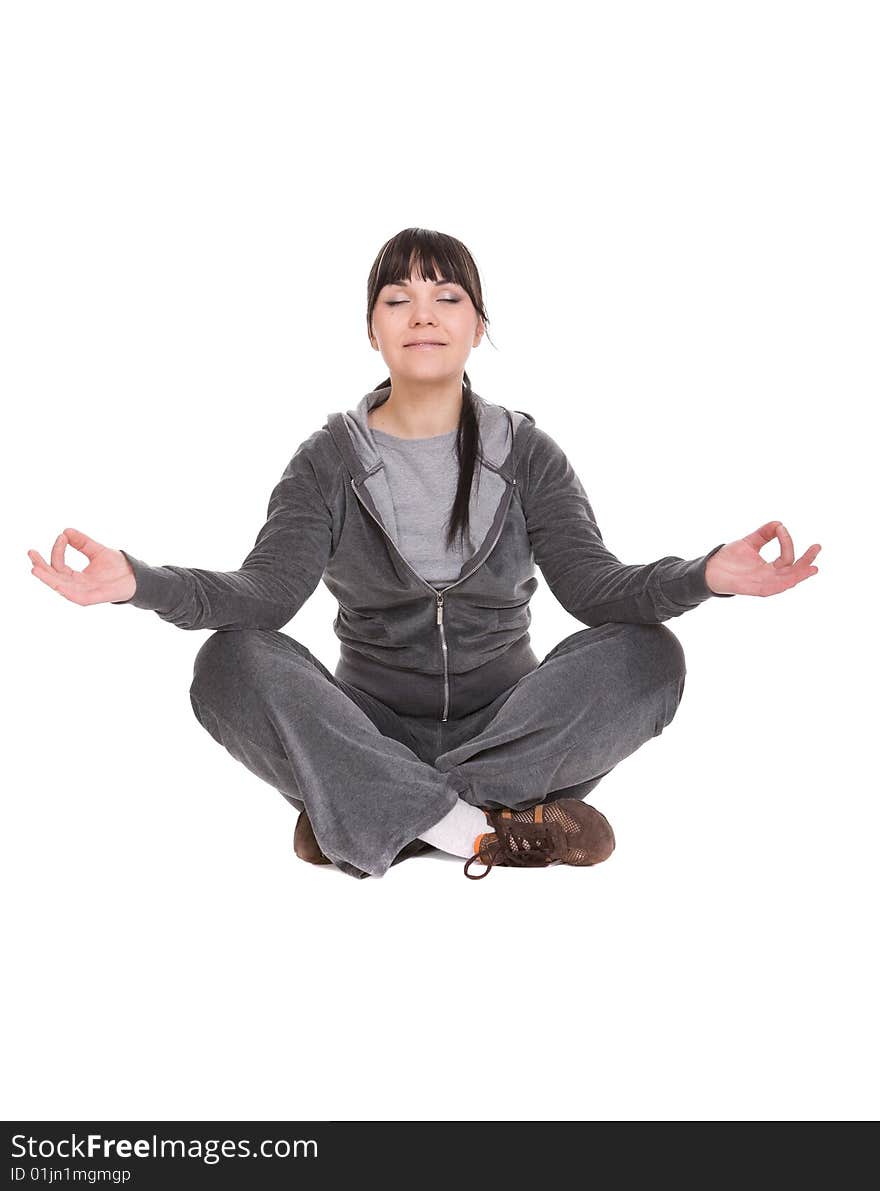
[371,426,474,586]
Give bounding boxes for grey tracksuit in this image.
[113,385,733,878]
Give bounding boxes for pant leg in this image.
[188,629,466,879]
[432,622,687,812]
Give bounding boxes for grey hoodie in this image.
[114,385,733,720]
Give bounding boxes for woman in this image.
[27,227,821,881]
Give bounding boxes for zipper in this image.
[350,472,517,722]
[436,594,449,721]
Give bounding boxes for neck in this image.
[373,378,465,438]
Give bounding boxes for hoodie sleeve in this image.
[110,436,334,631]
[521,425,734,626]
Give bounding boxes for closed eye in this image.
[385,298,460,305]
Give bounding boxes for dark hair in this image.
[366,227,494,552]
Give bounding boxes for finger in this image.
[743,520,784,553]
[800,545,824,569]
[774,523,795,568]
[787,544,822,573]
[61,527,102,560]
[767,558,820,594]
[30,561,86,603]
[50,531,76,576]
[28,550,54,573]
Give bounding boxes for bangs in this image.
[371,228,481,300]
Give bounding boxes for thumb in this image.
[61,527,104,560]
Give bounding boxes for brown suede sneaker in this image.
[463,799,615,880]
[293,808,437,869]
[293,807,333,865]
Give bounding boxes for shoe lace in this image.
[463,822,563,880]
[463,852,494,879]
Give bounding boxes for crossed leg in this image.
[188,621,686,878]
[432,622,687,812]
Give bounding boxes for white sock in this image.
[419,798,491,858]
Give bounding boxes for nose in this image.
[409,298,438,326]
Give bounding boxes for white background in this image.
[3,0,877,1121]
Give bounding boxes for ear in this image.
[473,318,485,348]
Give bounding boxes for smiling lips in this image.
[404,341,447,349]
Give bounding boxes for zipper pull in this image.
[436,594,444,625]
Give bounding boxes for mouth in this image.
[404,342,447,349]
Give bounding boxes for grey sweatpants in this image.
[188,622,687,880]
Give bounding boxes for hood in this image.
[343,384,519,475]
[326,384,531,586]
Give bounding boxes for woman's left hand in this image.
[705,521,821,597]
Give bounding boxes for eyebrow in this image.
[387,278,462,288]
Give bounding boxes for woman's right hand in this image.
[28,528,136,605]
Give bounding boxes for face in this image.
[369,273,484,383]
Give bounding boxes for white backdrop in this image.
[4,0,876,1121]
